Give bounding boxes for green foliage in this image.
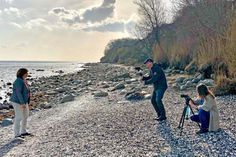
[100,38,151,65]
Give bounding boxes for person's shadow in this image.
[201,129,236,156]
[0,138,24,157]
[155,120,208,156]
[155,121,236,156]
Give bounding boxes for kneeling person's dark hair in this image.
[197,84,215,99]
[17,68,28,78]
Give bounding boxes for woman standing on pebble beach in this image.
[10,68,33,138]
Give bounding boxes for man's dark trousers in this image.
[151,88,166,119]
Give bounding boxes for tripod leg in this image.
[178,106,188,135]
[188,105,201,129]
[178,106,187,128]
[181,107,187,127]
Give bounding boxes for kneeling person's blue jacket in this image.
[10,77,30,105]
[144,63,168,90]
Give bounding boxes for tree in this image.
[134,0,168,60]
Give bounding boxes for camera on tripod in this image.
[178,94,200,135]
[180,94,192,104]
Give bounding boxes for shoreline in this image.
[0,63,235,123]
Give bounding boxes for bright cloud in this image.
[2,7,24,17]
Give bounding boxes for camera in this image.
[180,94,192,103]
[134,67,144,77]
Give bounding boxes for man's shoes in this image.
[154,117,167,121]
[21,132,34,137]
[14,135,25,142]
[15,135,24,138]
[196,130,208,134]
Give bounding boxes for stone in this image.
[125,78,138,84]
[172,70,181,74]
[85,80,92,86]
[111,83,125,91]
[196,74,204,80]
[192,78,200,84]
[55,70,64,74]
[60,94,75,103]
[109,72,131,81]
[180,85,187,91]
[117,101,130,104]
[94,91,108,97]
[0,103,9,110]
[117,72,131,79]
[1,118,13,127]
[185,81,193,87]
[40,103,52,109]
[199,79,215,87]
[144,94,152,99]
[36,69,45,72]
[176,77,185,84]
[101,83,110,88]
[74,80,81,85]
[125,91,145,101]
[55,87,69,93]
[164,68,172,73]
[6,82,12,86]
[120,89,127,95]
[46,91,58,95]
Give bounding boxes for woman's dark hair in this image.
[16,68,28,78]
[197,84,215,99]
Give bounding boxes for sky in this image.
[0,0,172,62]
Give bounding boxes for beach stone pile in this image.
[165,68,215,91]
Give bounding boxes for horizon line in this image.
[0,60,96,63]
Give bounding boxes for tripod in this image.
[178,96,200,135]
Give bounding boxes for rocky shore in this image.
[0,63,235,156]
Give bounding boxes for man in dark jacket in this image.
[142,58,168,121]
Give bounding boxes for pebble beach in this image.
[0,63,235,157]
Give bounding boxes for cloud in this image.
[9,22,23,29]
[83,19,136,34]
[25,18,46,28]
[49,0,116,25]
[25,18,52,31]
[84,21,124,32]
[49,7,81,25]
[51,7,70,15]
[3,7,23,17]
[81,0,116,23]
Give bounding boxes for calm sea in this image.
[0,61,84,103]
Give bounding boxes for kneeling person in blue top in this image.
[189,84,220,134]
[142,58,168,121]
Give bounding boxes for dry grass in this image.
[196,12,236,78]
[214,75,236,96]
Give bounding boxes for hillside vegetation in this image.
[100,0,236,95]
